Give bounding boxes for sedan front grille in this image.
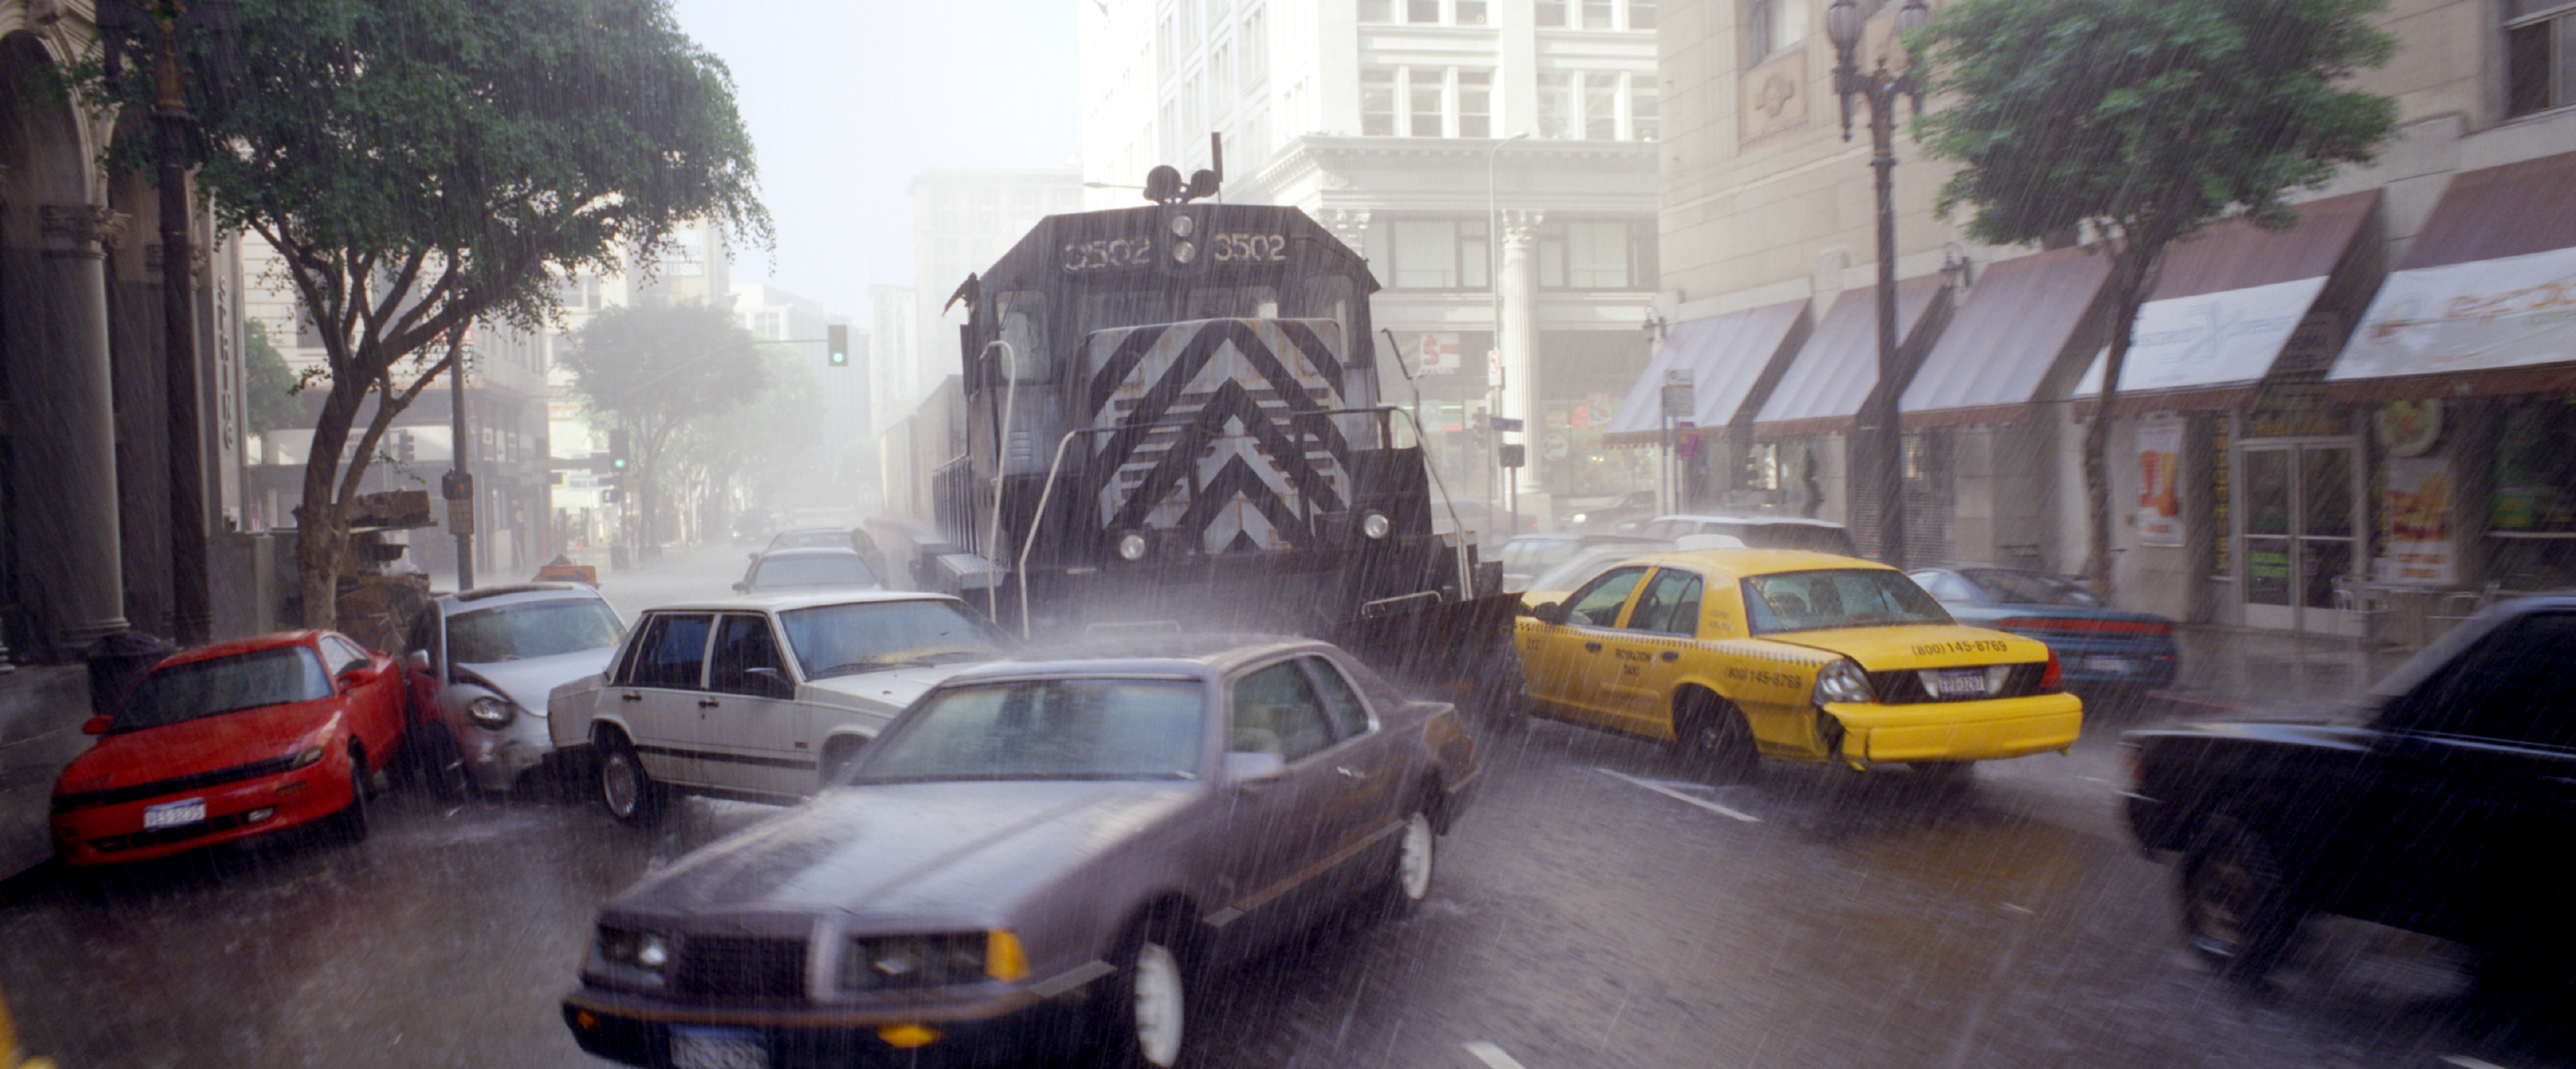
[1868,664,2051,704]
[673,936,809,1001]
[52,753,306,812]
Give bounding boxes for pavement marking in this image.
[1595,768,1761,823]
[1463,1042,1528,1069]
[2442,1057,2513,1069]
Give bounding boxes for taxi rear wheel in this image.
[1672,699,1755,782]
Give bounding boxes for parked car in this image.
[1516,547,2081,780]
[560,633,1480,1069]
[1907,566,2180,697]
[730,508,784,546]
[1564,489,1659,532]
[51,630,410,865]
[1628,513,1858,555]
[732,546,881,595]
[2121,594,2576,982]
[403,582,628,795]
[1496,532,1671,592]
[1515,538,1679,604]
[549,591,1010,824]
[763,525,890,580]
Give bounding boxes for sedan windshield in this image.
[848,677,1205,783]
[752,554,875,588]
[1742,569,1953,635]
[115,646,331,732]
[447,599,626,664]
[778,599,1005,679]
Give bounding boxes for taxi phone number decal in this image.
[1724,666,1805,688]
[1912,639,2011,657]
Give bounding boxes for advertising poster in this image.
[2136,422,2184,546]
[2378,455,2456,586]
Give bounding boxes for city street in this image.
[0,542,2563,1069]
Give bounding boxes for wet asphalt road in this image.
[2,544,2567,1069]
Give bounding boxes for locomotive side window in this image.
[1299,275,1358,350]
[994,289,1051,381]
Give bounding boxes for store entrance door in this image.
[2239,440,2361,633]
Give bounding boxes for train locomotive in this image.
[921,165,1522,719]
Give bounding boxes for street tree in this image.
[671,345,827,526]
[76,0,768,625]
[558,301,769,553]
[1914,0,2396,597]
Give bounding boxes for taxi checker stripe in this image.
[1084,320,1353,467]
[1104,379,1349,531]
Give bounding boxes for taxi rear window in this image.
[1742,569,1950,635]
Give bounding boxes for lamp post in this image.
[1826,0,1930,570]
[1486,131,1528,514]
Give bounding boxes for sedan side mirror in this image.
[338,665,381,690]
[404,649,431,671]
[732,580,752,594]
[82,714,112,736]
[1223,750,1287,787]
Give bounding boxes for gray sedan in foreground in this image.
[562,634,1481,1069]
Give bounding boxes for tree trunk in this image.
[295,382,367,628]
[2085,235,2166,600]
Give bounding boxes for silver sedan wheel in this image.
[1396,812,1435,904]
[1131,940,1186,1067]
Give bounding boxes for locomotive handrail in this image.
[981,340,1018,623]
[1011,404,1478,638]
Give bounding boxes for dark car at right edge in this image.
[2121,594,2576,984]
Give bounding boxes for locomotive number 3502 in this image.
[1211,232,1287,263]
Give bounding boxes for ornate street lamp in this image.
[1827,0,1930,570]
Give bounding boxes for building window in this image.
[1408,0,1440,21]
[1241,6,1267,94]
[2510,1,2576,117]
[1538,71,1575,137]
[1457,0,1488,25]
[1584,74,1617,139]
[1385,219,1491,289]
[1360,0,1392,21]
[1534,220,1655,289]
[1629,0,1656,30]
[1361,69,1398,135]
[1538,0,1566,27]
[1746,0,1806,64]
[1411,70,1446,137]
[1458,70,1493,138]
[1630,76,1659,141]
[1583,0,1613,29]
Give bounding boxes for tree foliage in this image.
[240,319,301,437]
[76,0,769,623]
[560,301,769,549]
[1913,0,2396,594]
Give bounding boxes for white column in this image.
[1498,210,1550,529]
[21,204,132,647]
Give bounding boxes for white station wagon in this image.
[548,591,1009,823]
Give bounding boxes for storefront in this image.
[2069,191,2382,629]
[1600,298,1811,512]
[2326,152,2576,625]
[1897,246,2115,572]
[1749,276,1952,561]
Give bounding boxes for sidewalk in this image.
[0,665,88,888]
[2155,623,2418,714]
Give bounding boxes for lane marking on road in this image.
[1464,1042,1528,1069]
[1595,768,1761,823]
[2443,1057,2513,1069]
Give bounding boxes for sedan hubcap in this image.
[1133,940,1184,1066]
[1398,813,1434,902]
[603,754,637,816]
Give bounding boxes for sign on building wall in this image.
[2377,453,2456,586]
[1415,332,1461,375]
[2137,422,2184,546]
[2332,245,2576,381]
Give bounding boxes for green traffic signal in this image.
[828,324,849,367]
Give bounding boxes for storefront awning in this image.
[1601,299,1810,446]
[1752,276,1948,440]
[2070,189,2379,409]
[1900,246,2112,428]
[2327,152,2576,401]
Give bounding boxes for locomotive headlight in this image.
[1359,510,1394,541]
[1170,240,1198,264]
[1117,531,1151,562]
[1169,214,1196,237]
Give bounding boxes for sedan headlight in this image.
[289,746,325,768]
[587,925,674,989]
[466,695,520,729]
[1813,659,1875,705]
[841,931,1028,991]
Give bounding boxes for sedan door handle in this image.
[698,698,720,709]
[620,692,643,702]
[1335,766,1368,780]
[1584,641,1604,653]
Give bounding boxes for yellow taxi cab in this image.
[1516,547,2081,779]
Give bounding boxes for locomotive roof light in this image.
[1169,214,1195,238]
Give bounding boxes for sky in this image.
[662,0,1084,329]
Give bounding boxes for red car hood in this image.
[56,700,340,796]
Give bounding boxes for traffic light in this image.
[394,430,416,464]
[608,428,629,471]
[827,324,850,367]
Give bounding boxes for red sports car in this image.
[50,630,410,866]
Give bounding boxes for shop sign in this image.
[1414,333,1461,375]
[2331,244,2576,381]
[2137,422,2184,546]
[2375,454,2455,586]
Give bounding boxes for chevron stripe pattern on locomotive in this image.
[1084,318,1362,556]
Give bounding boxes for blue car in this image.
[1907,567,2180,697]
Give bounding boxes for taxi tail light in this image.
[2041,648,2063,690]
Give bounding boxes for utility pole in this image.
[445,329,475,590]
[151,1,210,646]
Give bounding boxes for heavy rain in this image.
[3,0,2574,1067]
